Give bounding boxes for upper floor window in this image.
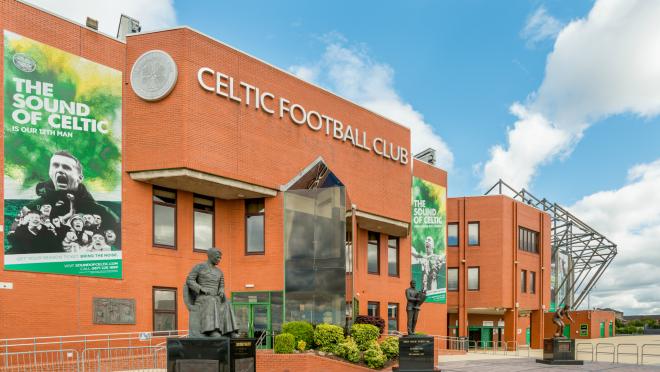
[388,237,399,277]
[245,198,265,254]
[518,227,539,253]
[468,222,480,246]
[530,271,536,294]
[368,232,380,274]
[153,187,176,248]
[467,267,480,291]
[367,301,380,317]
[521,269,527,293]
[448,268,459,291]
[448,223,459,246]
[193,195,214,251]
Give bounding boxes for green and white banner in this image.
[3,31,122,279]
[411,177,446,303]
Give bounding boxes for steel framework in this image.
[485,179,617,309]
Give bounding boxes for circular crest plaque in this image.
[12,53,37,72]
[130,50,178,101]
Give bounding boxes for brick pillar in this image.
[504,308,518,350]
[530,310,544,349]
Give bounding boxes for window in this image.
[518,227,539,253]
[368,232,380,274]
[193,195,214,251]
[245,198,265,254]
[387,303,398,333]
[388,237,399,276]
[448,223,459,246]
[521,270,527,293]
[367,301,380,317]
[448,268,459,291]
[530,271,536,294]
[468,222,480,246]
[153,187,176,247]
[153,287,177,334]
[467,267,480,290]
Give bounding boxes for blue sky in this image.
[25,0,660,315]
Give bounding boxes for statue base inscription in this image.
[167,337,230,372]
[393,335,440,372]
[535,337,584,365]
[230,338,256,372]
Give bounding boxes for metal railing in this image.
[641,344,660,366]
[595,342,615,363]
[616,343,638,365]
[81,346,165,372]
[576,342,594,361]
[0,349,79,371]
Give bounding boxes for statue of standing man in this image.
[553,304,574,338]
[406,280,427,335]
[184,247,239,337]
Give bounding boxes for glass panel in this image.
[388,238,398,276]
[367,302,379,317]
[153,187,176,204]
[448,268,458,291]
[530,272,536,293]
[154,289,175,310]
[468,268,479,290]
[468,223,479,245]
[233,304,250,336]
[194,211,213,250]
[521,270,526,292]
[368,233,379,273]
[246,199,265,214]
[246,215,264,253]
[154,204,175,246]
[448,224,458,246]
[271,292,283,332]
[284,187,346,326]
[193,195,214,210]
[154,313,175,332]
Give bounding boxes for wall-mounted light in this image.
[245,284,255,288]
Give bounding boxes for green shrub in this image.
[354,315,385,334]
[282,321,314,349]
[314,323,345,353]
[363,340,386,369]
[274,333,296,354]
[336,336,361,363]
[350,323,380,351]
[297,339,307,352]
[380,336,399,360]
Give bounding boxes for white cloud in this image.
[289,36,454,170]
[567,159,660,314]
[24,0,176,37]
[480,0,660,189]
[521,5,563,47]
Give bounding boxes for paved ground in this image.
[439,358,660,371]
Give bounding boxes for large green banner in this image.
[3,31,122,279]
[411,177,446,303]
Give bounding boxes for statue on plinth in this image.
[406,280,426,335]
[183,247,239,337]
[553,304,574,338]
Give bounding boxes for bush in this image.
[355,315,385,334]
[297,339,307,352]
[351,323,380,351]
[282,321,314,350]
[380,336,399,360]
[314,324,345,353]
[363,340,386,369]
[336,336,361,363]
[274,333,296,354]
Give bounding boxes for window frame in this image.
[387,303,399,334]
[467,266,480,291]
[447,267,459,291]
[152,287,177,335]
[152,186,177,249]
[387,236,399,277]
[521,269,527,293]
[467,221,480,246]
[447,222,459,247]
[244,198,266,255]
[193,194,215,253]
[530,271,536,294]
[368,231,380,275]
[367,301,380,318]
[518,227,539,254]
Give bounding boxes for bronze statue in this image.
[184,247,239,337]
[406,280,426,335]
[553,304,574,338]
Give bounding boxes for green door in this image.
[525,328,531,345]
[563,324,570,338]
[609,322,613,337]
[233,303,272,348]
[481,328,492,348]
[600,322,605,338]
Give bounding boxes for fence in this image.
[575,342,660,366]
[0,349,79,371]
[82,346,166,371]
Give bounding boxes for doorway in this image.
[233,303,271,348]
